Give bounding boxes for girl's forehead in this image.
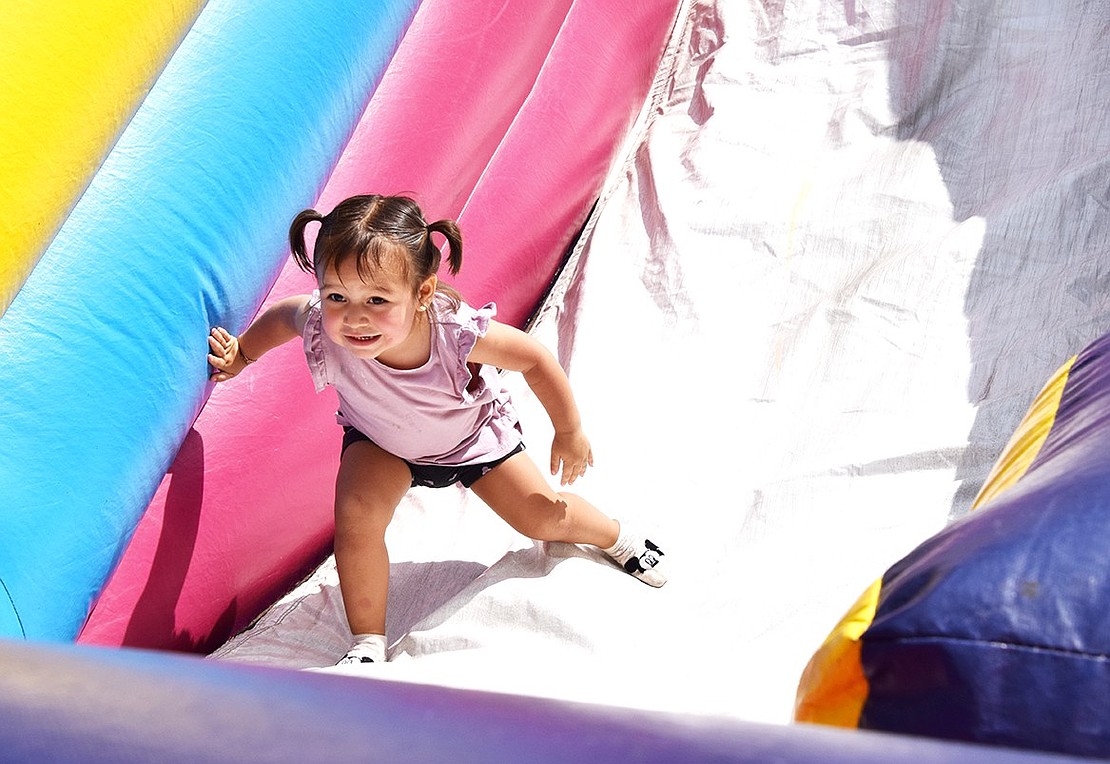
[324,247,409,289]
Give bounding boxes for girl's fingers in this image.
[560,463,585,486]
[207,328,239,383]
[551,452,591,485]
[210,326,235,349]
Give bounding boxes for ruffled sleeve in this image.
[449,300,497,400]
[301,291,330,393]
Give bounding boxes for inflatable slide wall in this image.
[1,0,1107,761]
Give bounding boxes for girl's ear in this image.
[418,274,438,305]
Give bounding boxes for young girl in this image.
[207,194,665,665]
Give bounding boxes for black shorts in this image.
[341,426,526,489]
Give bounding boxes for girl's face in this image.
[319,247,436,368]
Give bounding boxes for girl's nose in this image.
[344,303,370,322]
[345,303,359,315]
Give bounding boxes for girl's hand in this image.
[550,428,594,486]
[207,326,251,382]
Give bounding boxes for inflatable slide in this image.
[1,0,1108,760]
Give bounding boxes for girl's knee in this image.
[518,496,573,542]
[334,443,409,531]
[335,486,398,533]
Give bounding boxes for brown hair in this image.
[289,194,463,307]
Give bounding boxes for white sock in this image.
[337,633,387,664]
[602,533,634,561]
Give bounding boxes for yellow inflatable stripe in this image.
[971,354,1076,510]
[0,0,207,315]
[794,578,882,727]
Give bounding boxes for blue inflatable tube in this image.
[0,0,418,641]
[0,639,1083,764]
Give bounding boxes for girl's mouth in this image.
[346,334,381,347]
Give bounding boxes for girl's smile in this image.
[345,333,382,348]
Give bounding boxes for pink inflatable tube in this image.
[81,0,680,652]
[457,0,681,327]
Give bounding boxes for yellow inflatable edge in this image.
[970,354,1076,510]
[0,0,207,314]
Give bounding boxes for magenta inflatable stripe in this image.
[456,0,682,328]
[79,0,582,651]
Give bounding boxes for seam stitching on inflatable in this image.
[531,0,693,330]
[0,578,26,638]
[867,634,1110,660]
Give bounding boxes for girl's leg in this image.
[470,452,666,586]
[333,440,411,646]
[469,452,619,548]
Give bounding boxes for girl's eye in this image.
[325,293,346,303]
[369,297,387,305]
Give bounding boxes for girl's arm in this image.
[207,294,313,382]
[469,320,593,486]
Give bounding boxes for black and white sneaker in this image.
[336,634,386,665]
[604,532,667,587]
[336,653,375,665]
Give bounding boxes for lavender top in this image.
[302,292,521,465]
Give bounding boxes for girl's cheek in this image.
[379,307,402,329]
[321,312,344,340]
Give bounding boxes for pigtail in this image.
[426,218,463,276]
[289,208,324,274]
